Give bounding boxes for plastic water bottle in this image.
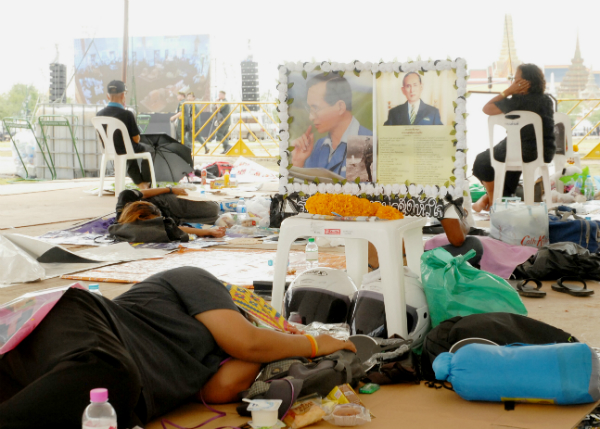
[82,388,117,429]
[305,238,319,269]
[88,284,102,296]
[585,175,595,201]
[237,197,248,223]
[575,177,583,195]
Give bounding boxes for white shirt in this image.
[408,100,420,122]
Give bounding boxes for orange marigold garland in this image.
[305,194,404,220]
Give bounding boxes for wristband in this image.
[168,187,173,194]
[500,91,507,98]
[305,334,318,358]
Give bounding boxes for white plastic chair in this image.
[272,214,428,339]
[553,112,581,170]
[91,117,156,197]
[488,111,552,207]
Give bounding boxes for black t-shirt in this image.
[97,106,140,155]
[102,267,239,419]
[494,93,556,163]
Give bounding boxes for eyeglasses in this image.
[304,104,329,116]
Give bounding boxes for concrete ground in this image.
[1,177,600,429]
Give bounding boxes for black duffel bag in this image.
[419,312,578,382]
[513,242,600,281]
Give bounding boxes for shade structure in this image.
[140,133,193,182]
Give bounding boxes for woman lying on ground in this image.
[472,63,555,212]
[0,267,356,429]
[109,187,226,242]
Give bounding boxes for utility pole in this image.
[122,0,129,83]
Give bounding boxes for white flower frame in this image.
[277,59,470,212]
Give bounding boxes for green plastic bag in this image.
[420,248,528,328]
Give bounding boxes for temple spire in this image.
[493,14,522,79]
[559,35,589,97]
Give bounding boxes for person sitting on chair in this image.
[472,63,555,212]
[0,267,356,429]
[97,80,152,189]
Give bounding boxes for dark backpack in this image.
[269,193,299,228]
[238,350,365,418]
[419,313,578,382]
[205,161,233,177]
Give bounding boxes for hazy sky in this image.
[1,0,598,97]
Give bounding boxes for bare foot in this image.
[138,182,151,190]
[472,194,490,212]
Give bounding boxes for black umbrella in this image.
[139,133,193,182]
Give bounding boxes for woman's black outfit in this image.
[108,189,220,243]
[0,267,238,429]
[472,93,556,197]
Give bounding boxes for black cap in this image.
[107,80,126,94]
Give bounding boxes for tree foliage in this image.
[0,84,40,120]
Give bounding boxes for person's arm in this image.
[180,226,226,238]
[138,187,187,199]
[196,309,356,363]
[483,79,530,116]
[170,111,182,122]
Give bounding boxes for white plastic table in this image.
[272,215,428,338]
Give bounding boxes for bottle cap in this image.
[268,259,273,266]
[90,388,108,403]
[308,238,315,242]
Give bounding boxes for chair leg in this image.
[541,166,553,208]
[522,168,536,206]
[98,155,107,197]
[493,164,507,206]
[115,157,126,196]
[345,239,368,289]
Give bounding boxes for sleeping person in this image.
[109,187,225,242]
[0,267,356,429]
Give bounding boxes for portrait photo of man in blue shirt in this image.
[291,73,372,177]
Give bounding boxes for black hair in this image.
[306,72,353,111]
[402,72,422,86]
[517,63,546,95]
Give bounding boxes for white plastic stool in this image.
[488,111,552,207]
[91,116,157,197]
[553,112,581,170]
[272,215,428,339]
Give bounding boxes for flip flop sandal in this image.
[551,276,594,297]
[516,278,546,298]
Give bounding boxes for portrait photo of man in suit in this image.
[384,72,443,126]
[291,73,372,177]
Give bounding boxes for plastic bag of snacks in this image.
[282,394,327,429]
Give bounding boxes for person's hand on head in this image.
[171,188,188,196]
[316,334,357,356]
[506,78,530,96]
[291,125,315,167]
[209,227,226,238]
